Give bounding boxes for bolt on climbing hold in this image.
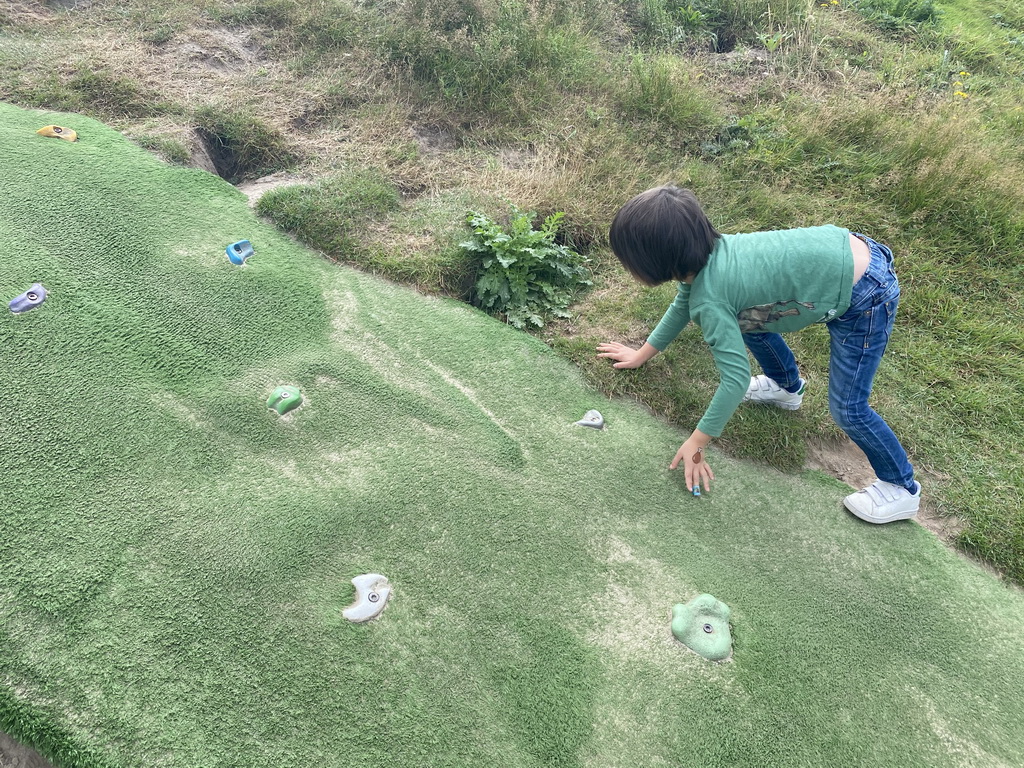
[575,409,604,429]
[267,385,303,415]
[226,240,254,265]
[36,125,78,142]
[343,574,391,623]
[671,593,732,661]
[9,283,48,314]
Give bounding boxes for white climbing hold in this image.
[575,410,604,429]
[342,573,391,623]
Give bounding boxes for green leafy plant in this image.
[760,30,788,52]
[461,208,591,329]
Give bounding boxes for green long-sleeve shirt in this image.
[647,225,856,437]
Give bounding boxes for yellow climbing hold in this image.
[36,125,78,142]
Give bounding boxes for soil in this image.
[805,436,964,542]
[0,731,52,768]
[235,172,311,207]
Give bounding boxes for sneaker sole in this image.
[843,502,919,524]
[743,399,802,411]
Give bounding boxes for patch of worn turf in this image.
[1,103,1023,767]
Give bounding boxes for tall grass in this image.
[625,0,809,51]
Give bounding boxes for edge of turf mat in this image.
[2,103,1023,768]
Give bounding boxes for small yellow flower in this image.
[954,91,969,99]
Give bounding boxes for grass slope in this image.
[1,103,1024,768]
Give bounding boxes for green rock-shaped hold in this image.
[671,593,732,661]
[267,385,303,415]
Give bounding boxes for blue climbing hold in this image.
[226,240,254,265]
[9,283,47,314]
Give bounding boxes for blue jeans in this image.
[742,235,915,490]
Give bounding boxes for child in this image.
[597,185,920,524]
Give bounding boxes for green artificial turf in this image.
[1,102,1023,768]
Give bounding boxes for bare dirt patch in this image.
[805,436,876,490]
[413,125,457,156]
[0,729,53,768]
[162,27,262,73]
[805,436,965,543]
[236,171,310,206]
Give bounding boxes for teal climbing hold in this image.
[267,385,303,415]
[671,593,732,661]
[227,240,254,265]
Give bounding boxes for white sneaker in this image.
[844,480,921,524]
[742,375,805,410]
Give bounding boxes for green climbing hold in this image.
[267,385,303,415]
[671,593,732,661]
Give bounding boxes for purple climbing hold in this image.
[9,283,47,314]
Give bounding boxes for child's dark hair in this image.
[609,185,720,285]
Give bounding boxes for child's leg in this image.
[827,238,915,491]
[742,332,802,391]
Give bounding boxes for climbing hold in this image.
[267,385,302,415]
[692,485,701,497]
[575,409,604,429]
[342,573,391,623]
[671,594,732,661]
[226,240,254,265]
[9,283,48,314]
[36,125,78,142]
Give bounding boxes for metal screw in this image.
[368,593,380,603]
[702,624,714,634]
[26,292,37,301]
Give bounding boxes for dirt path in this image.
[0,731,52,768]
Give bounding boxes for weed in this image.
[760,30,789,52]
[462,207,591,329]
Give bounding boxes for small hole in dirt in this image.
[714,33,737,53]
[194,108,298,184]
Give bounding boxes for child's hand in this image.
[670,439,715,494]
[596,342,650,369]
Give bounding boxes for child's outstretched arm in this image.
[596,341,660,369]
